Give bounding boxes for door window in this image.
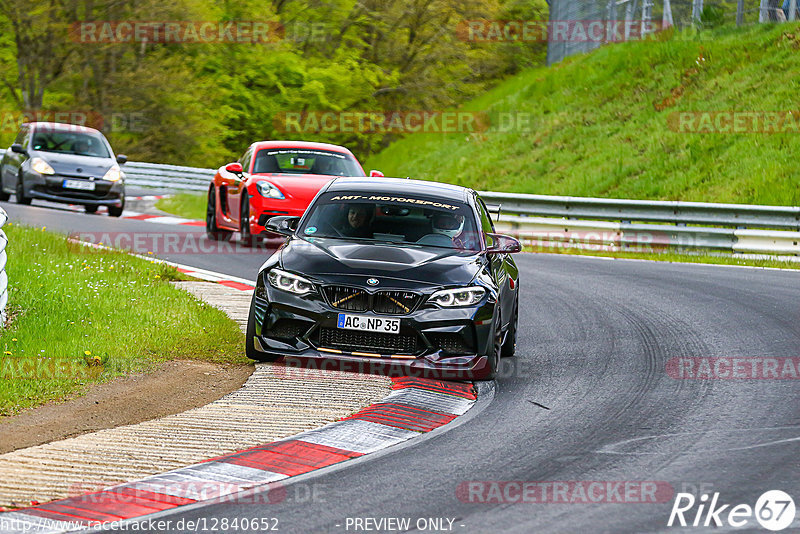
[477,198,496,248]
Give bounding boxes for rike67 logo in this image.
[668,490,796,531]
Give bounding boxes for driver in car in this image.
[340,204,374,238]
[430,212,478,250]
[73,139,91,155]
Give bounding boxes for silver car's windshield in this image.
[31,130,110,158]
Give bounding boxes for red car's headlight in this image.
[256,181,285,199]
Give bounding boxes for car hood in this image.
[34,152,115,178]
[253,173,336,205]
[280,237,483,288]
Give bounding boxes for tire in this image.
[240,193,255,247]
[501,296,519,358]
[108,198,124,217]
[0,166,8,201]
[84,205,98,214]
[15,175,31,205]
[246,295,280,362]
[206,186,232,241]
[0,173,9,201]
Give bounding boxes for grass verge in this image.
[366,23,800,206]
[0,224,248,417]
[155,193,207,220]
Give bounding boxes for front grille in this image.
[323,286,421,315]
[323,286,369,312]
[265,319,311,340]
[373,291,422,314]
[319,327,418,354]
[427,332,474,355]
[36,182,113,200]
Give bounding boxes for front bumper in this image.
[250,276,497,380]
[24,171,124,206]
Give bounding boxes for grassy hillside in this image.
[365,24,800,206]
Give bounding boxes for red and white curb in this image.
[63,195,205,227]
[118,212,204,227]
[128,195,167,202]
[0,378,478,533]
[171,264,255,291]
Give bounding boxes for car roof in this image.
[325,177,472,203]
[25,122,103,135]
[250,140,355,156]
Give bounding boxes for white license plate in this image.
[337,314,400,334]
[63,179,95,191]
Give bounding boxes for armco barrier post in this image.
[0,207,8,326]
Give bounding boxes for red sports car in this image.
[206,140,381,244]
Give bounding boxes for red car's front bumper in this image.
[249,196,308,235]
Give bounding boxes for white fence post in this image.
[759,0,770,21]
[692,0,705,22]
[663,0,674,27]
[0,207,8,326]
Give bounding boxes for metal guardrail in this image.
[123,161,215,191]
[123,161,800,255]
[479,192,800,230]
[481,191,800,255]
[0,207,8,325]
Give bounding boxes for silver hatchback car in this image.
[0,122,127,216]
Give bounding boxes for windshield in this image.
[253,149,364,176]
[31,130,110,158]
[298,192,481,251]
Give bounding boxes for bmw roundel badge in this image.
[367,278,379,286]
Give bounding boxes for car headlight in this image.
[102,164,122,182]
[256,181,285,199]
[428,287,486,307]
[30,158,55,175]
[267,268,315,295]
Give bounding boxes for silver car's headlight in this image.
[102,164,122,182]
[256,181,285,199]
[428,287,485,307]
[267,268,315,295]
[31,157,55,175]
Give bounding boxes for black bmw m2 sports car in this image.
[246,177,521,380]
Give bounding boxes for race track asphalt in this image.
[5,198,800,533]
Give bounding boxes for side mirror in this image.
[485,233,521,254]
[10,144,26,154]
[225,162,244,174]
[264,215,300,237]
[369,170,384,178]
[116,154,127,165]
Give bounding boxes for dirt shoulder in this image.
[0,360,253,454]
